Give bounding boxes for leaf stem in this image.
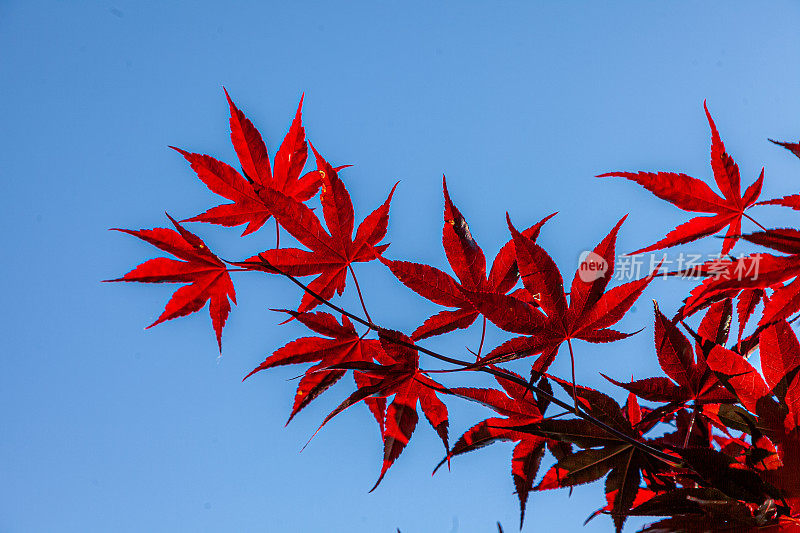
[743,212,767,232]
[566,337,578,411]
[348,264,372,326]
[477,316,487,358]
[275,218,281,249]
[682,406,697,448]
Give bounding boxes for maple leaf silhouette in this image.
[243,147,397,313]
[470,215,656,378]
[380,176,555,341]
[433,370,547,529]
[243,310,383,424]
[532,380,659,533]
[598,102,764,255]
[107,214,236,351]
[630,487,798,533]
[173,89,322,235]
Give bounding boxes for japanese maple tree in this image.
[109,91,800,532]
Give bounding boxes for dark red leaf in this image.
[742,229,800,255]
[440,371,544,528]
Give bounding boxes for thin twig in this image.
[541,410,571,422]
[236,254,682,466]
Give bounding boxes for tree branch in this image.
[235,254,682,467]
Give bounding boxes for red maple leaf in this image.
[704,322,800,514]
[681,229,800,325]
[757,141,800,209]
[666,253,769,339]
[737,288,766,345]
[107,214,236,351]
[243,310,383,424]
[759,194,800,212]
[173,90,322,235]
[434,370,546,528]
[759,320,800,432]
[311,329,448,491]
[603,301,735,406]
[705,340,772,417]
[380,176,554,340]
[598,102,764,255]
[243,147,397,313]
[769,138,800,160]
[471,215,657,378]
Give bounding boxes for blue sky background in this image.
[2,2,800,532]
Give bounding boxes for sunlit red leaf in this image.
[242,150,397,312]
[243,310,383,423]
[381,177,554,341]
[598,102,764,255]
[474,216,654,377]
[177,91,322,235]
[436,370,545,527]
[107,214,236,351]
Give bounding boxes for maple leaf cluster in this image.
[109,92,800,532]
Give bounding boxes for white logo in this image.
[578,251,608,282]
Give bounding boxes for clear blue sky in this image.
[2,2,800,532]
